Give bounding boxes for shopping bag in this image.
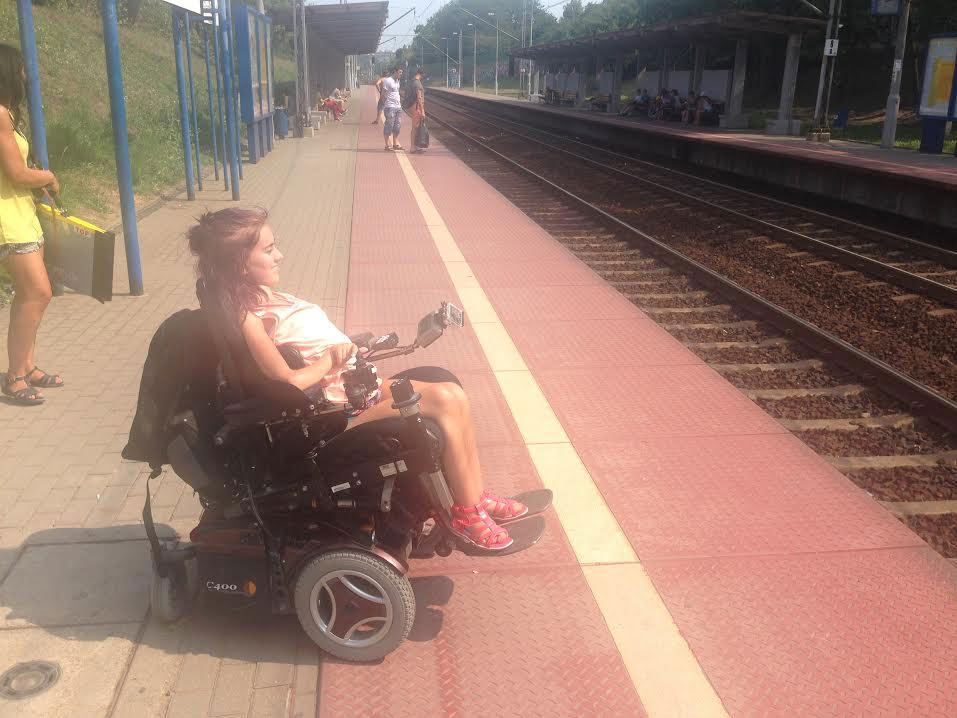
[36,202,115,302]
[414,120,430,149]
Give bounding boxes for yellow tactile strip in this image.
[394,151,729,718]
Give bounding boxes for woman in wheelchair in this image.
[187,208,526,550]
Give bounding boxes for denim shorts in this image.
[0,238,44,262]
[383,106,402,137]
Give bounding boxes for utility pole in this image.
[812,0,837,128]
[471,23,477,92]
[444,37,449,88]
[489,12,498,96]
[881,0,911,148]
[458,29,463,89]
[528,5,534,97]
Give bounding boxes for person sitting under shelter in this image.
[322,94,343,122]
[619,88,649,117]
[693,94,715,126]
[185,208,528,550]
[681,91,697,124]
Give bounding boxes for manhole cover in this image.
[0,661,60,700]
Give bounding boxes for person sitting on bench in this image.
[619,88,649,117]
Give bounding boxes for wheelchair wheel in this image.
[149,543,198,623]
[294,550,415,662]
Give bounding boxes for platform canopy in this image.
[272,1,389,55]
[510,10,826,60]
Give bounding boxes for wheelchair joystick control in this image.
[390,378,422,416]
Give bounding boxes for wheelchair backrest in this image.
[194,279,318,420]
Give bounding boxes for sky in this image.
[305,0,577,55]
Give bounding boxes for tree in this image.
[563,0,584,22]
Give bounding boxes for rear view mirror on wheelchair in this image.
[124,299,551,662]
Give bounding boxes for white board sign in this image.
[824,39,839,57]
[919,36,957,119]
[160,0,202,14]
[871,0,901,16]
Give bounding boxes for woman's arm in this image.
[0,109,57,190]
[241,311,356,392]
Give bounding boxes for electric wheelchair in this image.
[126,281,549,662]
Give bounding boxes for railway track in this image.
[422,95,957,563]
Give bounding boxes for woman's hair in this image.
[186,207,270,325]
[0,44,25,128]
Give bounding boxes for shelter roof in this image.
[272,2,388,55]
[510,11,826,60]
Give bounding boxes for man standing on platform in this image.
[410,67,427,154]
[381,66,404,151]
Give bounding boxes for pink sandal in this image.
[480,492,528,521]
[449,504,513,550]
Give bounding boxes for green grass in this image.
[0,1,295,227]
[838,123,957,154]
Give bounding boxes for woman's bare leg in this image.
[3,249,53,395]
[347,380,483,505]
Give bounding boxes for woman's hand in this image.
[327,342,358,368]
[45,171,60,195]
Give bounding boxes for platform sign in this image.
[200,0,216,26]
[871,0,901,15]
[233,4,274,123]
[919,35,957,120]
[160,0,202,14]
[824,39,839,57]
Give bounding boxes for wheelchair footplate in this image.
[461,515,546,557]
[499,489,553,524]
[412,514,547,559]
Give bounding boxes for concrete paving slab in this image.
[0,541,149,628]
[0,622,139,718]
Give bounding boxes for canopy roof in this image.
[272,2,388,55]
[510,11,826,60]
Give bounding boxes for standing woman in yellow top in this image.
[0,44,62,405]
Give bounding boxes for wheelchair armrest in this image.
[276,345,328,403]
[278,344,306,370]
[222,379,316,428]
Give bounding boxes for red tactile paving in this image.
[482,283,640,321]
[346,287,461,326]
[576,434,922,559]
[464,259,603,287]
[643,547,957,717]
[349,236,445,265]
[343,86,957,717]
[318,568,646,718]
[347,262,452,291]
[506,317,703,370]
[535,364,787,440]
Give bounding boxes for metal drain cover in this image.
[0,661,60,700]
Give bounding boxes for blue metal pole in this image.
[219,3,241,200]
[212,5,228,190]
[15,0,49,168]
[224,0,244,179]
[172,9,196,201]
[184,13,203,191]
[99,0,143,295]
[203,24,219,181]
[250,14,262,163]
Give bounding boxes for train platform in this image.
[0,84,955,718]
[431,87,957,232]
